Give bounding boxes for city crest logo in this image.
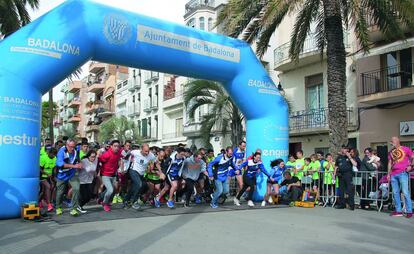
[103,14,132,45]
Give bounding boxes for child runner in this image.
[39,146,57,212]
[294,150,305,180]
[262,159,286,207]
[78,150,98,213]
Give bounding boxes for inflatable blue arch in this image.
[0,0,288,219]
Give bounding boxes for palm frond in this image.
[256,1,290,57]
[348,0,370,52]
[289,0,320,62]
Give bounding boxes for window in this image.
[306,74,324,110]
[132,95,135,103]
[138,93,141,102]
[155,85,159,96]
[401,141,414,150]
[149,88,152,97]
[208,18,213,31]
[117,82,122,89]
[314,147,329,156]
[176,118,183,137]
[187,18,195,28]
[141,119,147,137]
[199,17,205,30]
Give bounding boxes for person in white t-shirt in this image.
[123,143,156,209]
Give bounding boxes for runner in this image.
[124,144,156,210]
[262,159,286,207]
[286,155,296,171]
[39,146,57,212]
[113,140,132,204]
[230,141,247,192]
[40,138,52,157]
[79,142,89,160]
[206,149,215,164]
[143,150,165,207]
[78,150,98,213]
[234,152,272,207]
[55,139,82,216]
[181,151,208,207]
[98,140,124,212]
[155,147,186,209]
[208,147,236,209]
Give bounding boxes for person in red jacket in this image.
[98,140,123,212]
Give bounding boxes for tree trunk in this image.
[48,88,54,144]
[322,0,348,156]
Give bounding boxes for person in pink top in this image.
[387,137,413,218]
[98,140,124,212]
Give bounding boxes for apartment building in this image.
[356,21,414,164]
[84,62,128,142]
[273,18,359,156]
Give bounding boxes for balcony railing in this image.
[274,32,350,66]
[289,107,356,131]
[163,132,184,139]
[143,99,152,112]
[164,89,185,101]
[128,103,141,116]
[151,96,159,109]
[360,63,414,96]
[144,72,159,84]
[185,0,215,15]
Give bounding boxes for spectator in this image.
[360,148,378,209]
[335,145,357,210]
[280,171,302,204]
[388,137,413,218]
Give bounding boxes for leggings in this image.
[79,183,94,207]
[184,178,196,205]
[236,174,256,201]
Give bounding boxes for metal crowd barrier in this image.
[353,171,390,212]
[299,171,338,208]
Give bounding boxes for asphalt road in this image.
[0,206,413,254]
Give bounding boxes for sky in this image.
[32,0,189,101]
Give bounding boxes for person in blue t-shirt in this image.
[55,139,82,217]
[208,147,237,208]
[262,159,286,206]
[233,152,272,207]
[229,141,247,192]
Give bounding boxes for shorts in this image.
[40,177,53,185]
[166,175,180,185]
[147,178,162,185]
[228,169,241,177]
[267,180,278,185]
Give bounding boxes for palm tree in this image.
[184,80,244,148]
[99,116,142,144]
[41,101,57,138]
[0,0,39,37]
[217,0,414,154]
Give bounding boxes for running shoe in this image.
[132,202,141,210]
[195,195,202,204]
[261,201,266,207]
[154,197,161,208]
[117,195,123,203]
[123,201,131,209]
[63,200,72,208]
[210,203,218,209]
[76,206,87,214]
[137,199,145,206]
[47,203,54,212]
[390,212,403,217]
[184,203,191,208]
[112,195,118,204]
[56,208,63,216]
[167,200,175,208]
[247,200,255,207]
[233,197,241,206]
[406,213,413,219]
[70,209,80,217]
[103,203,111,212]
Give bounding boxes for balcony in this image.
[68,97,81,108]
[87,81,105,93]
[89,62,106,74]
[128,103,141,117]
[68,81,82,93]
[274,32,350,72]
[185,0,215,18]
[128,79,141,92]
[96,104,114,118]
[85,100,104,114]
[68,114,81,123]
[144,72,159,84]
[151,96,159,110]
[289,107,357,136]
[143,99,152,112]
[86,124,100,133]
[359,63,414,105]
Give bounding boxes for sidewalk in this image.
[0,207,413,254]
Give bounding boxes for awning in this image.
[355,37,414,59]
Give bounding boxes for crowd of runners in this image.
[38,136,413,218]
